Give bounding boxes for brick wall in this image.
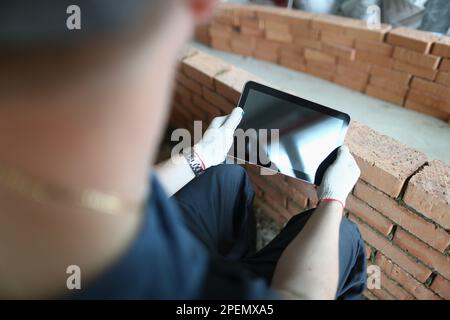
[194,3,450,123]
[169,45,450,300]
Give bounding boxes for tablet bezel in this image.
[235,81,351,183]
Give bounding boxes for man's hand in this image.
[193,107,244,169]
[317,145,360,206]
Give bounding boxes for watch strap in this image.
[184,148,205,177]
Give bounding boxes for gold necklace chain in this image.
[0,163,145,215]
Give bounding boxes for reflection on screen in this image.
[235,89,345,182]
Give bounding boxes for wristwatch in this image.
[184,148,206,177]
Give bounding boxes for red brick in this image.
[431,36,450,58]
[346,195,394,236]
[294,37,323,50]
[393,47,441,69]
[256,5,312,28]
[392,60,438,81]
[195,24,211,44]
[231,34,257,56]
[304,48,336,65]
[354,39,394,56]
[264,20,293,43]
[411,77,450,101]
[370,65,411,86]
[170,109,190,129]
[363,290,378,300]
[369,76,408,96]
[279,56,307,73]
[311,14,354,35]
[270,173,309,209]
[349,214,432,282]
[172,101,193,123]
[305,60,335,81]
[254,197,287,224]
[403,160,450,230]
[440,58,450,72]
[376,253,442,300]
[212,10,234,26]
[209,22,234,37]
[259,187,291,221]
[393,229,450,280]
[345,23,391,42]
[211,37,233,53]
[354,181,450,253]
[174,84,192,102]
[285,9,314,27]
[280,49,306,68]
[365,244,373,260]
[214,67,265,105]
[279,47,304,62]
[264,190,290,219]
[202,86,234,113]
[336,64,369,82]
[405,88,450,118]
[322,43,356,61]
[356,50,393,68]
[386,27,440,53]
[338,58,372,73]
[239,17,263,35]
[404,97,450,121]
[176,72,202,96]
[430,275,450,300]
[370,288,395,300]
[321,31,355,48]
[345,122,428,197]
[333,74,367,92]
[365,84,405,105]
[291,26,319,39]
[192,94,222,120]
[183,52,231,89]
[436,71,450,87]
[264,20,289,33]
[265,30,293,44]
[254,39,280,63]
[379,271,415,300]
[287,197,308,215]
[285,175,318,205]
[175,92,206,121]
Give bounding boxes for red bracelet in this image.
[319,198,345,212]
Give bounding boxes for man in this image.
[0,0,366,299]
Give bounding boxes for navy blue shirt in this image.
[71,175,276,299]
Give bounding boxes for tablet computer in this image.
[229,81,351,185]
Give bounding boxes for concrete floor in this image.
[193,43,450,163]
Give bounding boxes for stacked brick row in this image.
[169,46,450,300]
[195,3,450,123]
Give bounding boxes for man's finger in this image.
[222,107,244,131]
[208,115,227,129]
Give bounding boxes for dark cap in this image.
[0,0,151,46]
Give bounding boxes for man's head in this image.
[0,0,218,168]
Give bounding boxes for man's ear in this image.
[187,0,219,23]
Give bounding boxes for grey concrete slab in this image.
[192,42,450,163]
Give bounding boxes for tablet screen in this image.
[230,82,350,184]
